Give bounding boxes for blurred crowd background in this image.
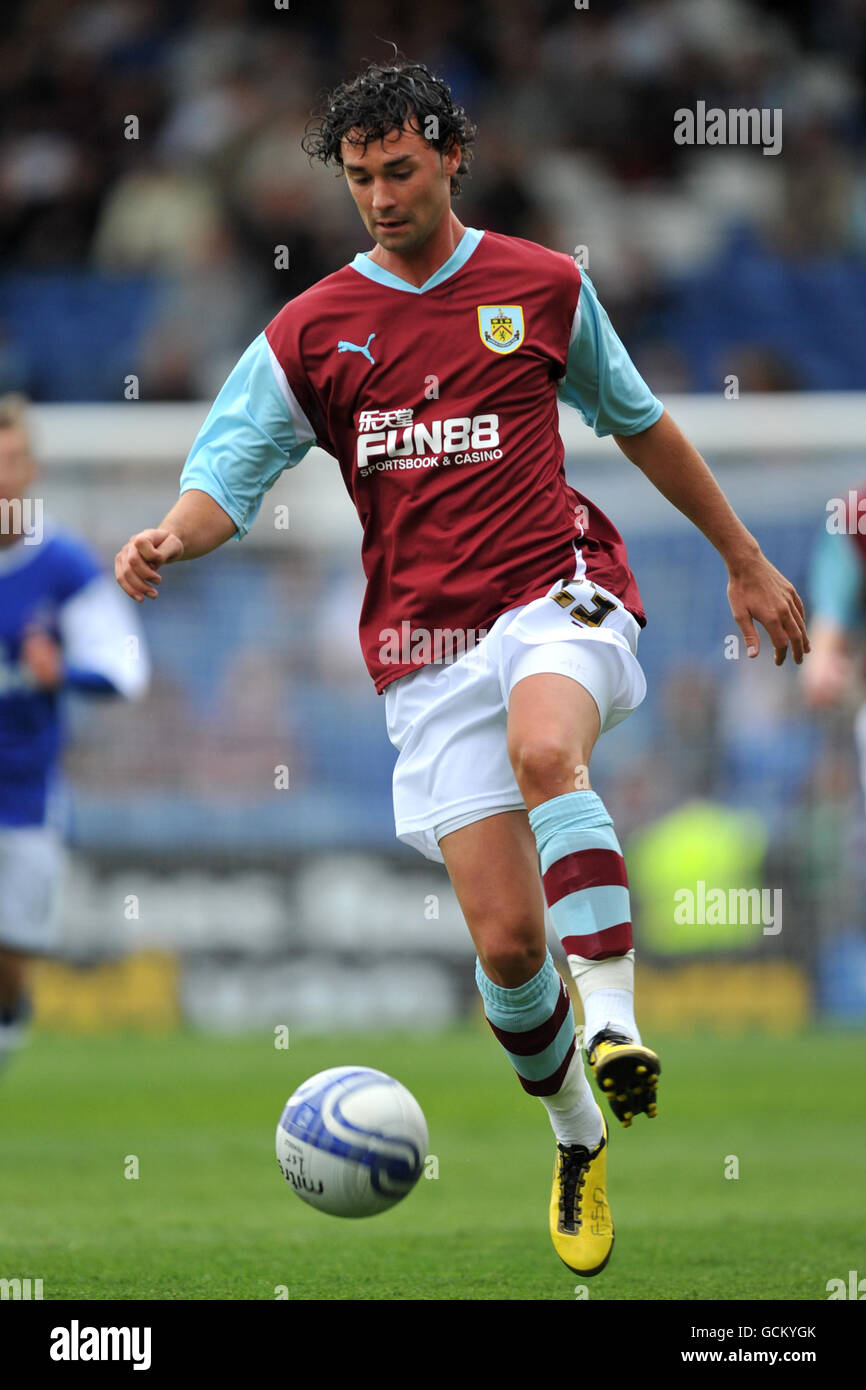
[1,0,865,1033]
[1,0,866,400]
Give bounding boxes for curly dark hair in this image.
[302,59,476,196]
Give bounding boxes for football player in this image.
[115,61,808,1276]
[0,395,149,1070]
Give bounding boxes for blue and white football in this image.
[276,1066,428,1218]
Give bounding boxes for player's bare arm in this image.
[115,489,237,602]
[614,408,810,666]
[20,628,64,690]
[801,619,854,708]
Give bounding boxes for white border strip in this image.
[29,393,866,465]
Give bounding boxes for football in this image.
[276,1065,428,1218]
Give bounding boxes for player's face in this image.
[340,119,460,253]
[0,426,36,506]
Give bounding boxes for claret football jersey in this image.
[180,227,663,693]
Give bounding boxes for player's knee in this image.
[508,734,582,798]
[477,932,547,988]
[0,947,29,1006]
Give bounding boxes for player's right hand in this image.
[115,529,184,602]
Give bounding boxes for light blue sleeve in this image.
[180,331,317,538]
[809,525,863,629]
[556,270,664,437]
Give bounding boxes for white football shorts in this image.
[384,571,647,863]
[0,824,65,954]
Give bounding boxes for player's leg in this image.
[438,810,593,1141]
[0,825,63,1073]
[438,809,613,1275]
[0,945,33,1071]
[506,670,660,1125]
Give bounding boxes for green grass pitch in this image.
[1,1024,862,1301]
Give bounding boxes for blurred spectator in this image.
[91,154,225,272]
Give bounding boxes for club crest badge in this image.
[477,304,525,355]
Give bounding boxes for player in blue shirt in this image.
[0,394,149,1070]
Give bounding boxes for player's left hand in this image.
[727,554,810,666]
[21,627,64,689]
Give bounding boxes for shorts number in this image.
[551,587,617,627]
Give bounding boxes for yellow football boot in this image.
[549,1115,614,1276]
[587,1029,661,1127]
